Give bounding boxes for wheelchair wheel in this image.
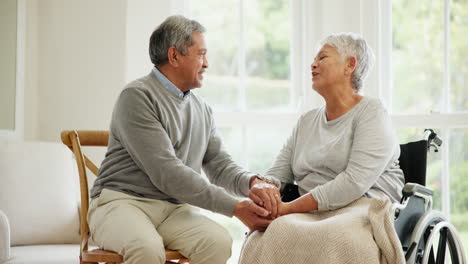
[405,210,466,264]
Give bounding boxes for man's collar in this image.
[152,67,191,98]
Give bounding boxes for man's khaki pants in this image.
[88,189,232,264]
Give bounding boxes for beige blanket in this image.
[239,197,405,264]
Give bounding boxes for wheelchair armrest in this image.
[0,210,11,264]
[394,183,434,249]
[402,183,433,199]
[280,183,300,203]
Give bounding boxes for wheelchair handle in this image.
[424,129,443,149]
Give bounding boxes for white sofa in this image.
[0,140,81,264]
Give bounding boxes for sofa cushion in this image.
[8,245,80,264]
[0,141,80,246]
[0,210,10,263]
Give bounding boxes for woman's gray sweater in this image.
[266,96,405,211]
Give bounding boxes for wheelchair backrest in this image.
[398,140,428,186]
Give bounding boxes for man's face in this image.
[177,32,208,91]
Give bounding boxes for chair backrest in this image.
[398,140,428,186]
[61,130,109,251]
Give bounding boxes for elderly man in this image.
[87,15,281,264]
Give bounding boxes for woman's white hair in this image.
[318,32,375,91]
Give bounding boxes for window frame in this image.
[385,0,468,217]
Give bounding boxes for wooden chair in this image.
[61,130,189,264]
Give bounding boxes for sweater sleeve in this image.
[112,88,239,216]
[202,107,255,197]
[265,116,302,184]
[309,104,397,211]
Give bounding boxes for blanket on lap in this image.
[239,197,405,264]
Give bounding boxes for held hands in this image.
[245,176,318,229]
[233,200,272,232]
[249,182,283,219]
[236,176,294,232]
[248,176,293,220]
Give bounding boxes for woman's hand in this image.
[249,181,282,219]
[278,201,292,216]
[277,194,319,217]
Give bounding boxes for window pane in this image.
[206,126,246,264]
[392,0,444,114]
[245,0,292,111]
[246,125,291,174]
[450,0,468,111]
[449,128,468,257]
[396,128,443,210]
[191,0,240,111]
[219,126,245,167]
[191,0,292,112]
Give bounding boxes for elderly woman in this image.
[241,33,405,264]
[252,32,404,217]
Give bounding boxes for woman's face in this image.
[310,44,347,94]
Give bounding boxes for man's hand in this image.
[233,200,272,232]
[249,181,282,219]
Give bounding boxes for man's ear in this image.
[345,56,357,76]
[167,46,179,67]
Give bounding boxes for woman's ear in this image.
[345,56,357,75]
[167,46,179,67]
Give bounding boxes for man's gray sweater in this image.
[90,70,255,217]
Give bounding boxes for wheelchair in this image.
[280,129,466,264]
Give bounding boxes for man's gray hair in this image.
[149,15,205,66]
[319,32,375,91]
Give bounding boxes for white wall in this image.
[126,0,172,82]
[24,0,39,141]
[22,0,176,142]
[23,0,126,141]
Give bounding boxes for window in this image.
[189,0,298,176]
[188,0,295,262]
[190,0,294,113]
[392,0,468,257]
